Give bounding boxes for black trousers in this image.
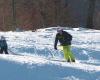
[0,47,8,54]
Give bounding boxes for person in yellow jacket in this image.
[54,28,75,62]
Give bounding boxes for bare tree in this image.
[12,0,16,30]
[86,0,96,29]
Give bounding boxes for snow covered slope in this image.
[0,27,100,80]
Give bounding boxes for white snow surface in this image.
[0,27,100,80]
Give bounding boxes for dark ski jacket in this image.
[0,39,8,48]
[54,31,72,49]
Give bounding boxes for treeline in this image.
[0,0,100,31]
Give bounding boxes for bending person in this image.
[54,28,75,62]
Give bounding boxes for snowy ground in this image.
[0,27,100,80]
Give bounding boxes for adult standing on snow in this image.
[54,28,75,62]
[0,36,8,54]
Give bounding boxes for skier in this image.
[54,28,75,62]
[0,36,8,54]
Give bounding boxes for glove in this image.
[54,47,57,50]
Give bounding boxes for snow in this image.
[0,27,100,80]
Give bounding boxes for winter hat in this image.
[57,28,63,33]
[1,36,5,40]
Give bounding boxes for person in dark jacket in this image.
[0,36,8,54]
[54,28,75,62]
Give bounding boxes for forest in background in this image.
[0,0,100,31]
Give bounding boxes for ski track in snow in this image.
[0,54,100,72]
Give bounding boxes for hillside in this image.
[0,27,100,80]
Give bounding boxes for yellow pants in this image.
[63,45,75,62]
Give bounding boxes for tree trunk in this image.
[86,0,96,29]
[12,0,16,30]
